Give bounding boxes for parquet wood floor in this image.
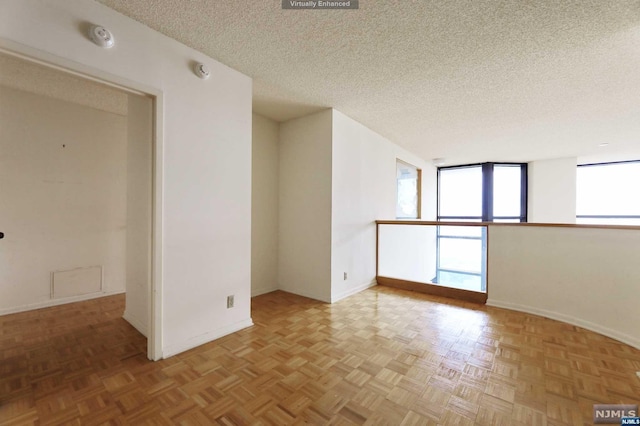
[1,287,639,425]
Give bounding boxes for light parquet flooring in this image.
[1,286,639,425]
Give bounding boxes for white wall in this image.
[278,110,333,302]
[0,86,127,313]
[528,157,577,223]
[377,225,437,283]
[330,110,436,302]
[0,0,253,358]
[277,109,436,303]
[252,113,279,297]
[123,93,153,336]
[487,225,640,349]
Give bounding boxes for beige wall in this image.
[251,113,279,297]
[487,225,640,349]
[528,157,577,223]
[0,53,127,116]
[123,93,153,336]
[278,110,333,303]
[0,86,128,313]
[272,108,437,303]
[330,110,436,302]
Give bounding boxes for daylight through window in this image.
[577,161,640,226]
[396,160,421,219]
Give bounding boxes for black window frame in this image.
[434,162,527,292]
[437,162,528,223]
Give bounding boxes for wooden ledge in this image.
[376,276,487,304]
[375,220,640,231]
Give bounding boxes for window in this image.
[435,163,527,292]
[493,165,524,221]
[437,163,527,222]
[577,161,640,225]
[396,160,421,219]
[435,224,487,292]
[439,166,482,219]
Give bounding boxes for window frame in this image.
[434,162,527,292]
[437,162,528,222]
[434,225,488,292]
[395,159,422,220]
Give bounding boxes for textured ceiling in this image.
[0,53,128,116]
[96,0,640,165]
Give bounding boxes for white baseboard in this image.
[251,286,278,297]
[162,318,254,359]
[123,310,148,337]
[331,279,378,303]
[487,299,640,350]
[0,290,125,316]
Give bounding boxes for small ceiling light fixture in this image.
[193,63,211,80]
[432,158,446,166]
[598,142,609,147]
[88,25,115,48]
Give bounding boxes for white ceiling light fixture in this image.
[432,158,446,167]
[88,25,115,48]
[598,143,609,147]
[193,63,210,80]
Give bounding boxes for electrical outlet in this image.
[227,295,234,309]
[344,272,348,280]
[636,371,640,379]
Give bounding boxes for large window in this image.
[577,161,640,225]
[438,163,527,222]
[435,163,527,291]
[439,166,483,219]
[396,160,421,219]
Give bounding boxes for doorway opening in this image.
[0,51,159,360]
